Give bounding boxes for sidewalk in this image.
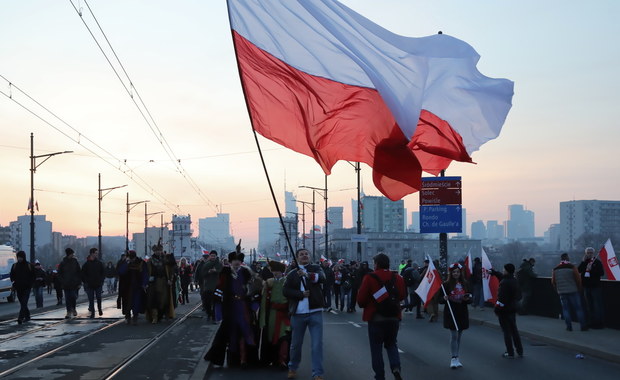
[468,307,620,362]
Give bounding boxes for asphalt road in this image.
[206,310,620,380]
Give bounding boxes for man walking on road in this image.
[59,248,82,319]
[283,248,325,380]
[82,247,105,318]
[357,253,406,380]
[10,250,35,324]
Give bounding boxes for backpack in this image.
[402,268,420,287]
[368,273,401,318]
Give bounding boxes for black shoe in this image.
[99,310,103,316]
[517,352,524,358]
[392,369,403,380]
[581,327,589,331]
[17,319,22,325]
[89,312,95,319]
[566,326,573,331]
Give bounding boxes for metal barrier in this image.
[527,277,620,330]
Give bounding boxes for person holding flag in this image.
[598,238,620,280]
[441,263,472,369]
[415,258,442,322]
[578,247,605,329]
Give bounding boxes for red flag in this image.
[463,250,472,279]
[228,1,513,200]
[415,258,442,307]
[313,227,321,232]
[599,239,620,281]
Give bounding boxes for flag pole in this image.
[225,0,297,267]
[441,283,460,331]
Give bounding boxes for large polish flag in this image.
[227,0,514,200]
[599,239,620,281]
[415,256,442,307]
[464,249,473,279]
[481,247,499,303]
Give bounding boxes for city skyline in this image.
[2,1,619,249]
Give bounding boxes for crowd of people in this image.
[8,244,610,379]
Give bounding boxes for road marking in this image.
[348,321,362,328]
[398,349,405,353]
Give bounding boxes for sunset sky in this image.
[1,0,619,249]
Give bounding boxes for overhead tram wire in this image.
[0,78,181,215]
[68,0,219,215]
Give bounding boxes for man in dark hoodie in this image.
[10,251,35,324]
[59,248,82,319]
[494,263,523,358]
[82,247,105,318]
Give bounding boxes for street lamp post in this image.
[29,133,73,263]
[300,180,328,263]
[98,173,126,263]
[126,192,148,252]
[144,203,164,257]
[296,200,312,249]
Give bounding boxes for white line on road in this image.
[348,321,362,328]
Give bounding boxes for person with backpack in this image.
[357,253,406,380]
[441,263,472,369]
[10,251,35,324]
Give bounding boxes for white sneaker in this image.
[450,358,457,369]
[455,357,463,368]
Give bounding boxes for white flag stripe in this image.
[373,286,388,301]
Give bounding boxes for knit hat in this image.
[504,263,515,274]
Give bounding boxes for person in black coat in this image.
[10,251,35,324]
[59,248,82,318]
[494,263,523,358]
[82,248,105,318]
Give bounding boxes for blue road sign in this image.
[419,205,462,233]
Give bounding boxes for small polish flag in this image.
[599,239,620,281]
[373,286,389,303]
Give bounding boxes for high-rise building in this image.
[360,196,404,233]
[198,213,233,250]
[9,215,52,253]
[258,217,280,254]
[409,211,420,232]
[327,207,344,230]
[471,220,487,240]
[285,191,298,216]
[560,200,620,251]
[486,220,504,240]
[506,204,535,239]
[545,223,561,250]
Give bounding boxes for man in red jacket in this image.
[357,253,407,380]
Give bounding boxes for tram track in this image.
[0,301,205,379]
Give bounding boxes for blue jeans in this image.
[341,288,352,311]
[84,285,103,314]
[583,287,604,327]
[368,320,401,380]
[34,286,44,308]
[559,292,586,329]
[289,311,323,377]
[17,288,31,321]
[64,289,78,314]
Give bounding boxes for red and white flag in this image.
[415,257,442,307]
[464,249,472,278]
[227,0,513,201]
[320,254,327,262]
[200,246,209,255]
[373,286,389,303]
[481,247,499,303]
[599,239,620,281]
[275,252,281,257]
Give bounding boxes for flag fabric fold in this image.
[599,239,620,281]
[464,250,472,279]
[481,248,499,303]
[228,0,514,200]
[415,256,442,307]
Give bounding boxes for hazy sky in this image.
[1,0,619,249]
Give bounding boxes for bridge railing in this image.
[527,277,620,330]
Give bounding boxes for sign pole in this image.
[439,170,448,277]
